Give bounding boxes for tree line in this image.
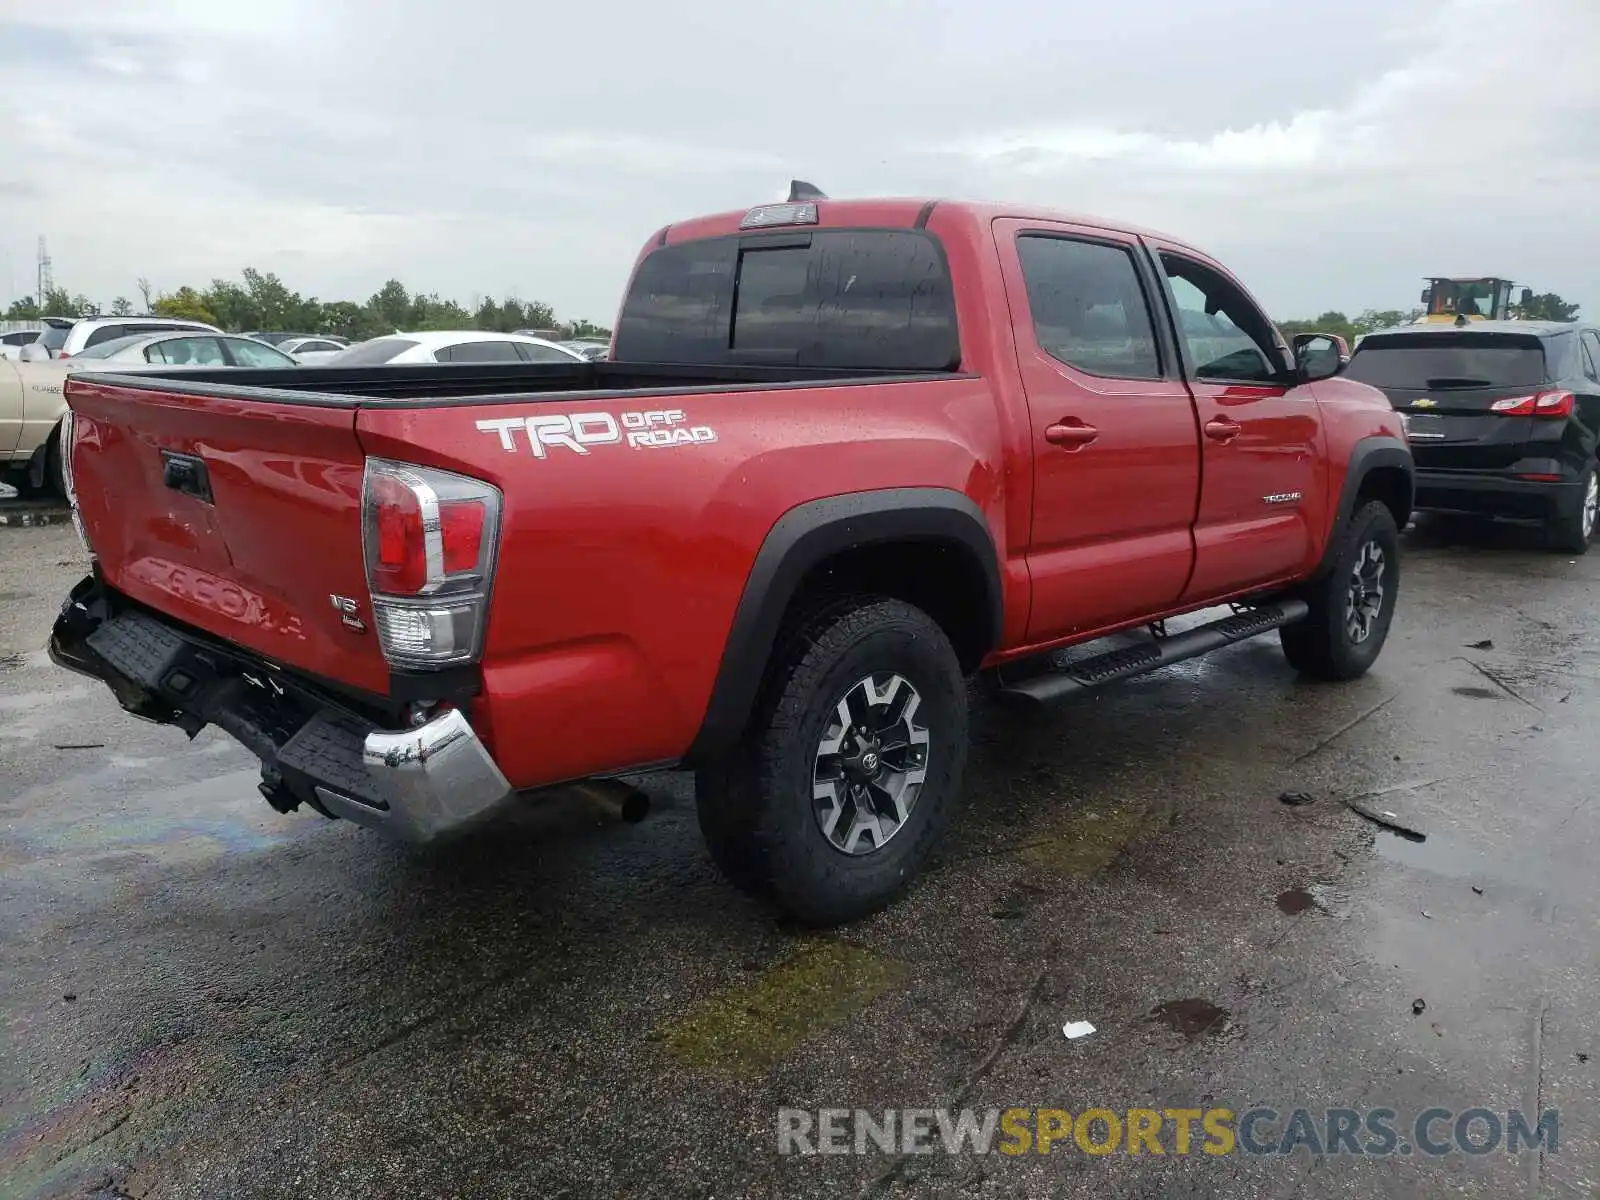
[1,270,612,342]
[1278,294,1581,344]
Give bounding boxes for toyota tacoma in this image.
[50,193,1412,924]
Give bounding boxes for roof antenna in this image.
[788,179,827,202]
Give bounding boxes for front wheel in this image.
[1546,464,1597,555]
[695,598,968,926]
[1280,500,1400,681]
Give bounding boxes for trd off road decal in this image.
[476,409,717,459]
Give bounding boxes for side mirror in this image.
[1519,287,1534,306]
[18,343,46,363]
[1293,332,1347,383]
[1420,287,1431,304]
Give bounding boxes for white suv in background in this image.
[26,316,220,360]
[0,317,75,361]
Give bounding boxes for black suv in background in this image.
[1345,322,1600,553]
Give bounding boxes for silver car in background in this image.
[278,337,349,364]
[322,330,587,365]
[66,331,299,369]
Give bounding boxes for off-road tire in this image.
[695,598,967,926]
[1546,463,1596,555]
[1280,500,1400,681]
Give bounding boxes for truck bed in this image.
[70,361,963,406]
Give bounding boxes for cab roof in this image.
[660,197,1206,256]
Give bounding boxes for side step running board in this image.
[996,600,1309,705]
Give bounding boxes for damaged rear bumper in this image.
[48,575,515,844]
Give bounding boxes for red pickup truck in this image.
[50,195,1412,924]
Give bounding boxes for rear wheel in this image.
[1546,464,1597,555]
[695,598,967,926]
[1280,500,1400,681]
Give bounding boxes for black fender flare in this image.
[1316,435,1413,575]
[685,487,1003,763]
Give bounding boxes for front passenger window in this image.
[1161,255,1283,384]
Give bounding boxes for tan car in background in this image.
[0,353,73,495]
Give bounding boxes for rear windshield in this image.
[1345,334,1548,389]
[39,324,70,351]
[329,338,418,365]
[613,228,959,371]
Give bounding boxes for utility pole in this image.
[36,236,53,307]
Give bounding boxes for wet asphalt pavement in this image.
[3,506,1599,1199]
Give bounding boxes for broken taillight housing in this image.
[361,459,501,668]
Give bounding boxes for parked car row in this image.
[9,316,224,361]
[1,320,606,368]
[0,317,593,495]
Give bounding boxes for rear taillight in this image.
[361,459,501,668]
[1535,390,1575,417]
[1490,390,1574,418]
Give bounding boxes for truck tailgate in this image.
[65,376,390,695]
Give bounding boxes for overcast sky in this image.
[0,0,1595,325]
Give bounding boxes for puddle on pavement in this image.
[657,940,907,1078]
[0,1032,227,1194]
[1017,803,1163,876]
[1150,998,1232,1042]
[1375,829,1491,879]
[1277,887,1315,914]
[1373,828,1558,916]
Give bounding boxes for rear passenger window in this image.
[730,232,957,369]
[1016,236,1161,379]
[614,229,958,371]
[1583,332,1600,383]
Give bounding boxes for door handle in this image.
[1203,417,1242,443]
[1045,421,1099,448]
